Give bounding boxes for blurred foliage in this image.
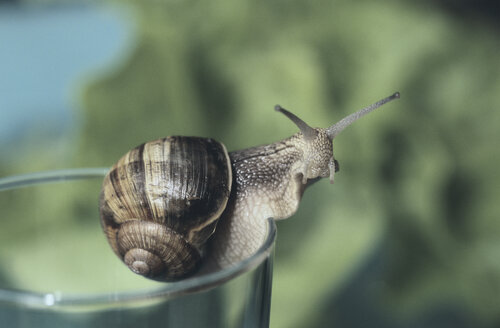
[2,0,500,327]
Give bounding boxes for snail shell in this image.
[99,136,231,281]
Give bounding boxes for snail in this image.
[99,92,400,281]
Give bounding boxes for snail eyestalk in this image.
[326,92,400,139]
[275,105,317,140]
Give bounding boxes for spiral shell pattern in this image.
[99,136,232,281]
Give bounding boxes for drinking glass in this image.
[0,169,276,328]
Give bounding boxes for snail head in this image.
[275,92,400,184]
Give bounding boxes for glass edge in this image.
[0,169,277,309]
[0,168,110,191]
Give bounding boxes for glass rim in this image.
[0,168,277,309]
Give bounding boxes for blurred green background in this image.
[1,0,500,327]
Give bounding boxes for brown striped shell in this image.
[99,136,232,281]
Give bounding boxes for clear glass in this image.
[0,169,276,328]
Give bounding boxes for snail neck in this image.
[206,135,308,269]
[228,134,310,220]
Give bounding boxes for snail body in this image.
[99,92,399,281]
